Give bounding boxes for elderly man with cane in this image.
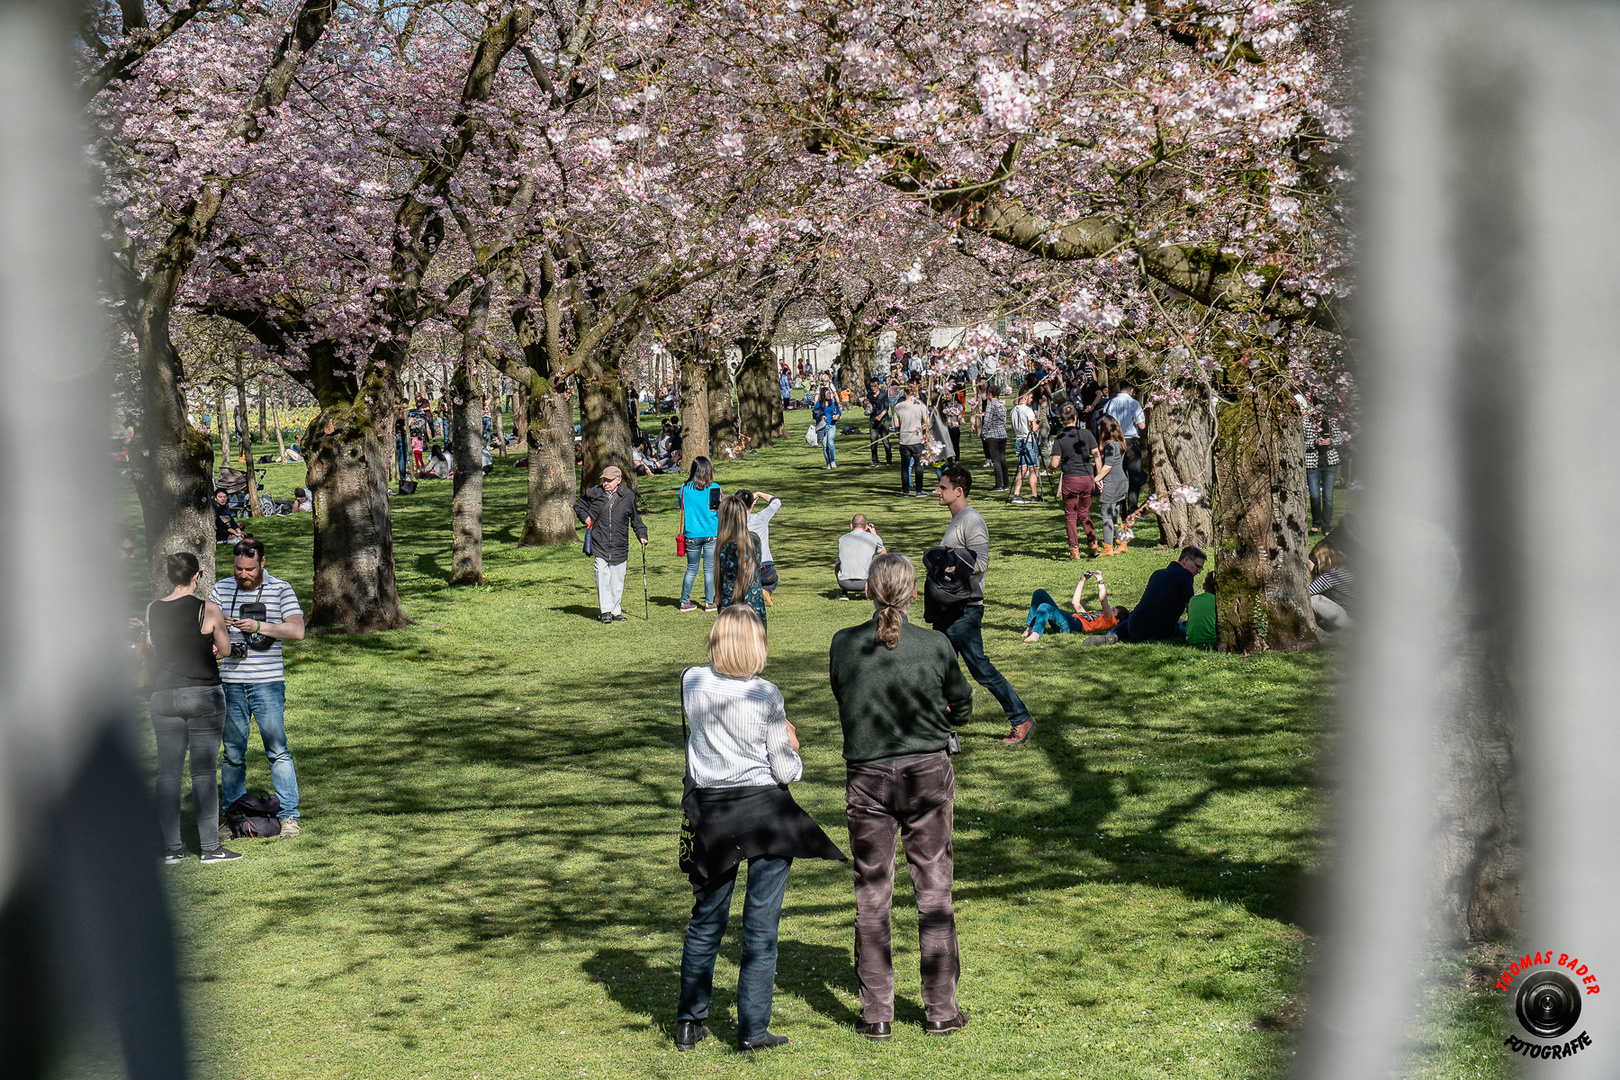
[574,465,648,623]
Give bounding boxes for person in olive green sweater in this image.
[828,553,974,1041]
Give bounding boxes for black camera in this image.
[235,601,273,654]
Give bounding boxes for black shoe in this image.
[601,613,614,624]
[924,1011,969,1036]
[855,1020,892,1040]
[200,847,242,864]
[739,1033,790,1052]
[162,849,188,866]
[611,613,628,621]
[674,1020,707,1051]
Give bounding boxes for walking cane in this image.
[641,541,649,620]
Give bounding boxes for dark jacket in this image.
[1119,561,1195,642]
[573,484,647,564]
[829,617,974,765]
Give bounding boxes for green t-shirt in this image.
[1186,592,1217,647]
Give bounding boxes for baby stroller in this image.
[214,467,265,514]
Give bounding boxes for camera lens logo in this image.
[1517,971,1581,1040]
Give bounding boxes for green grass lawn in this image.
[137,424,1501,1080]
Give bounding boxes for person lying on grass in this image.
[1021,570,1130,643]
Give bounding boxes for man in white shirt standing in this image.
[1009,391,1041,503]
[213,538,307,839]
[1103,381,1148,513]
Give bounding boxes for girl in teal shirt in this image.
[680,456,722,611]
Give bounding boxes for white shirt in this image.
[682,666,802,788]
[1104,392,1146,436]
[1010,402,1037,439]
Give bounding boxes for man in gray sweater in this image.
[929,465,1035,745]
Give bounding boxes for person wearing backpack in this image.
[573,465,648,623]
[148,552,238,864]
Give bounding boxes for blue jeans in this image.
[1307,465,1337,531]
[932,605,1030,726]
[677,856,792,1044]
[681,536,716,605]
[820,422,837,465]
[221,682,299,820]
[1025,589,1078,635]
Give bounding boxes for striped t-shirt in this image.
[212,571,303,684]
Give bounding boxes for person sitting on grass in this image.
[1185,572,1217,648]
[1095,546,1206,644]
[1309,537,1354,631]
[213,489,245,544]
[1022,570,1130,643]
[834,514,884,599]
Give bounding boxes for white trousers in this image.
[595,557,628,616]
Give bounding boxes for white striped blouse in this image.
[682,666,803,788]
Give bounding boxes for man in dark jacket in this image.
[573,465,648,623]
[1114,546,1206,643]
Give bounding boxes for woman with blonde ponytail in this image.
[828,552,975,1040]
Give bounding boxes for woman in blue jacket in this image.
[813,388,843,469]
[680,456,722,612]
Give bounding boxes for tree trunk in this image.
[491,368,507,458]
[257,381,267,443]
[837,334,873,395]
[271,396,286,461]
[215,386,230,470]
[578,342,635,492]
[235,369,259,516]
[514,380,529,449]
[518,384,578,546]
[1145,392,1215,548]
[303,405,407,631]
[734,337,784,450]
[679,344,711,464]
[706,355,737,450]
[1212,370,1317,652]
[449,283,490,585]
[132,424,215,600]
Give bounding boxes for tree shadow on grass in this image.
[584,938,866,1041]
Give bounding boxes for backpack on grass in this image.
[224,794,282,839]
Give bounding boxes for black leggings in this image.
[983,437,1008,489]
[150,685,226,854]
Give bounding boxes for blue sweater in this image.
[681,482,721,538]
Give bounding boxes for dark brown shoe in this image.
[1001,719,1035,746]
[924,1011,969,1036]
[855,1020,892,1040]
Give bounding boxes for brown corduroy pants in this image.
[845,750,961,1023]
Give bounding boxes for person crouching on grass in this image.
[674,608,845,1053]
[829,553,973,1040]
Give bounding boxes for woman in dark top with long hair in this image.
[147,552,237,864]
[716,493,767,626]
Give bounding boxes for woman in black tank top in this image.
[147,552,238,864]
